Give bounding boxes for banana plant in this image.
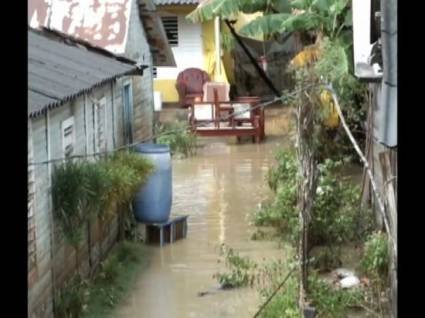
[188,0,350,40]
[187,0,291,23]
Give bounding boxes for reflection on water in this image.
[114,108,292,318]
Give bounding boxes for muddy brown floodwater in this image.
[113,108,293,318]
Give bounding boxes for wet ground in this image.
[113,107,293,318]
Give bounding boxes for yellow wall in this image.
[202,20,228,83]
[153,79,179,103]
[153,7,261,103]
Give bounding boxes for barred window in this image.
[61,117,75,158]
[95,97,107,153]
[161,16,178,46]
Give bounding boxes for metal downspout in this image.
[379,0,397,147]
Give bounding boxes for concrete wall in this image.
[125,0,154,140]
[153,5,202,103]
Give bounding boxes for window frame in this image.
[161,16,179,47]
[61,116,75,158]
[94,96,107,153]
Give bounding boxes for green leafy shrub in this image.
[254,151,373,247]
[214,245,257,289]
[308,272,364,318]
[55,275,86,318]
[360,232,389,282]
[156,121,197,157]
[254,256,299,318]
[253,150,299,243]
[257,274,299,318]
[266,150,298,193]
[314,37,368,163]
[55,242,146,318]
[52,151,153,246]
[309,159,373,246]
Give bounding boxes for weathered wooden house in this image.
[28,1,175,317]
[29,0,175,140]
[28,27,144,317]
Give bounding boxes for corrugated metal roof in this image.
[28,28,145,119]
[154,0,199,5]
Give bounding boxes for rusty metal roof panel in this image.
[28,0,132,55]
[28,29,143,119]
[153,0,199,5]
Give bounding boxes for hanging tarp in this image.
[231,33,303,98]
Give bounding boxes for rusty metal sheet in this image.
[28,0,132,54]
[154,0,199,5]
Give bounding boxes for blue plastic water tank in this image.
[132,143,172,223]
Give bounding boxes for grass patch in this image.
[54,241,148,318]
[257,273,299,318]
[81,241,148,318]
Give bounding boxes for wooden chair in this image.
[175,68,210,107]
[189,92,262,143]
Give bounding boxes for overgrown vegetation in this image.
[213,245,257,289]
[54,241,147,318]
[155,121,197,158]
[359,232,390,316]
[52,151,153,247]
[257,266,299,318]
[188,0,390,316]
[253,150,373,249]
[360,232,389,282]
[308,272,364,318]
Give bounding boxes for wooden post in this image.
[379,151,397,318]
[295,93,318,314]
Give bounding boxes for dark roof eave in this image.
[28,66,147,119]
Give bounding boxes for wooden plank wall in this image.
[28,76,153,317]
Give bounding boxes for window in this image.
[161,16,178,46]
[28,135,37,278]
[122,82,134,144]
[61,117,75,158]
[95,97,107,153]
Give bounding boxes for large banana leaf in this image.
[239,12,324,38]
[187,0,291,23]
[187,0,265,22]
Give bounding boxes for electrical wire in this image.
[28,83,322,166]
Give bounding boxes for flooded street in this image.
[114,108,293,318]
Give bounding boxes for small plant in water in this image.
[214,244,257,289]
[155,121,197,157]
